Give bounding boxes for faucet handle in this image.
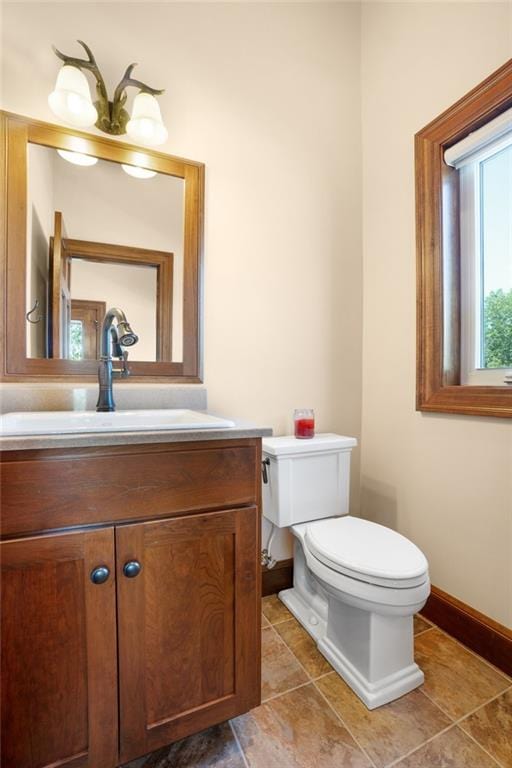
[113,350,130,378]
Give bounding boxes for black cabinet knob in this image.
[90,566,110,584]
[123,560,142,578]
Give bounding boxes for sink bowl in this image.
[0,409,236,437]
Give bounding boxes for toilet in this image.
[262,434,430,709]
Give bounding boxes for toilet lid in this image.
[305,517,429,588]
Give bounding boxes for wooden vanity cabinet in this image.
[117,506,259,762]
[1,527,118,768]
[0,438,262,768]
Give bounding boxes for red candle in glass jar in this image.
[294,409,315,439]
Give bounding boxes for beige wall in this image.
[361,2,512,627]
[1,2,362,560]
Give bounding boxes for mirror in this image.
[27,144,183,362]
[1,112,204,381]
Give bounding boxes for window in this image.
[69,320,84,361]
[446,109,512,386]
[415,57,512,418]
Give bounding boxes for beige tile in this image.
[232,683,371,768]
[413,615,432,635]
[130,723,244,768]
[316,672,450,768]
[393,726,498,768]
[261,613,270,628]
[261,626,308,701]
[274,618,332,678]
[414,629,509,719]
[460,687,512,768]
[262,594,293,625]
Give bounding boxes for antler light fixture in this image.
[48,40,168,146]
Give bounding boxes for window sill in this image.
[463,370,512,387]
[417,384,512,418]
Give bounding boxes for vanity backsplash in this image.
[0,384,208,414]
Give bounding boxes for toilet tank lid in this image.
[262,433,357,457]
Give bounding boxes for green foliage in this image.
[69,320,84,361]
[483,289,512,368]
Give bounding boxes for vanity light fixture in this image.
[49,40,168,146]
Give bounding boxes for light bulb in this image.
[57,149,98,167]
[48,65,98,128]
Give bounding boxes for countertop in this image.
[0,420,273,452]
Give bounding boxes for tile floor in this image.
[125,594,512,768]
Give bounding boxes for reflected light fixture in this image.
[57,148,98,166]
[121,164,157,179]
[121,151,157,179]
[48,40,168,146]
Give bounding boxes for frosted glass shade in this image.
[48,65,98,128]
[126,92,168,146]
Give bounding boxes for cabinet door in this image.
[1,528,118,768]
[117,506,260,763]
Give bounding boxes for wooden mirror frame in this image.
[416,58,512,418]
[0,111,204,382]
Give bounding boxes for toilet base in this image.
[318,635,424,709]
[320,591,425,709]
[280,585,424,709]
[279,587,326,642]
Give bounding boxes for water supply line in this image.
[260,457,277,568]
[261,521,277,569]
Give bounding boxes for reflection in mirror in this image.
[26,143,184,362]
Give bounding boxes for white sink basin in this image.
[0,409,236,437]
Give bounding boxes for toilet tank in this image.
[262,433,357,527]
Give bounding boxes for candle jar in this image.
[294,408,315,439]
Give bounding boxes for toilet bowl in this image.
[262,434,430,709]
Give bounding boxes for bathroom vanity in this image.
[1,430,265,768]
[0,109,268,767]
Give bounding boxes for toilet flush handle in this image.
[262,458,270,484]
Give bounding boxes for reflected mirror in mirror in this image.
[26,143,184,363]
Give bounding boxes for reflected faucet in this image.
[96,308,139,412]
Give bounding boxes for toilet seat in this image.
[304,516,429,589]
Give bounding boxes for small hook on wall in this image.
[26,299,43,324]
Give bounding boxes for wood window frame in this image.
[0,111,204,383]
[63,238,174,361]
[416,57,512,418]
[71,299,107,360]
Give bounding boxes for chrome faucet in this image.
[96,308,139,412]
